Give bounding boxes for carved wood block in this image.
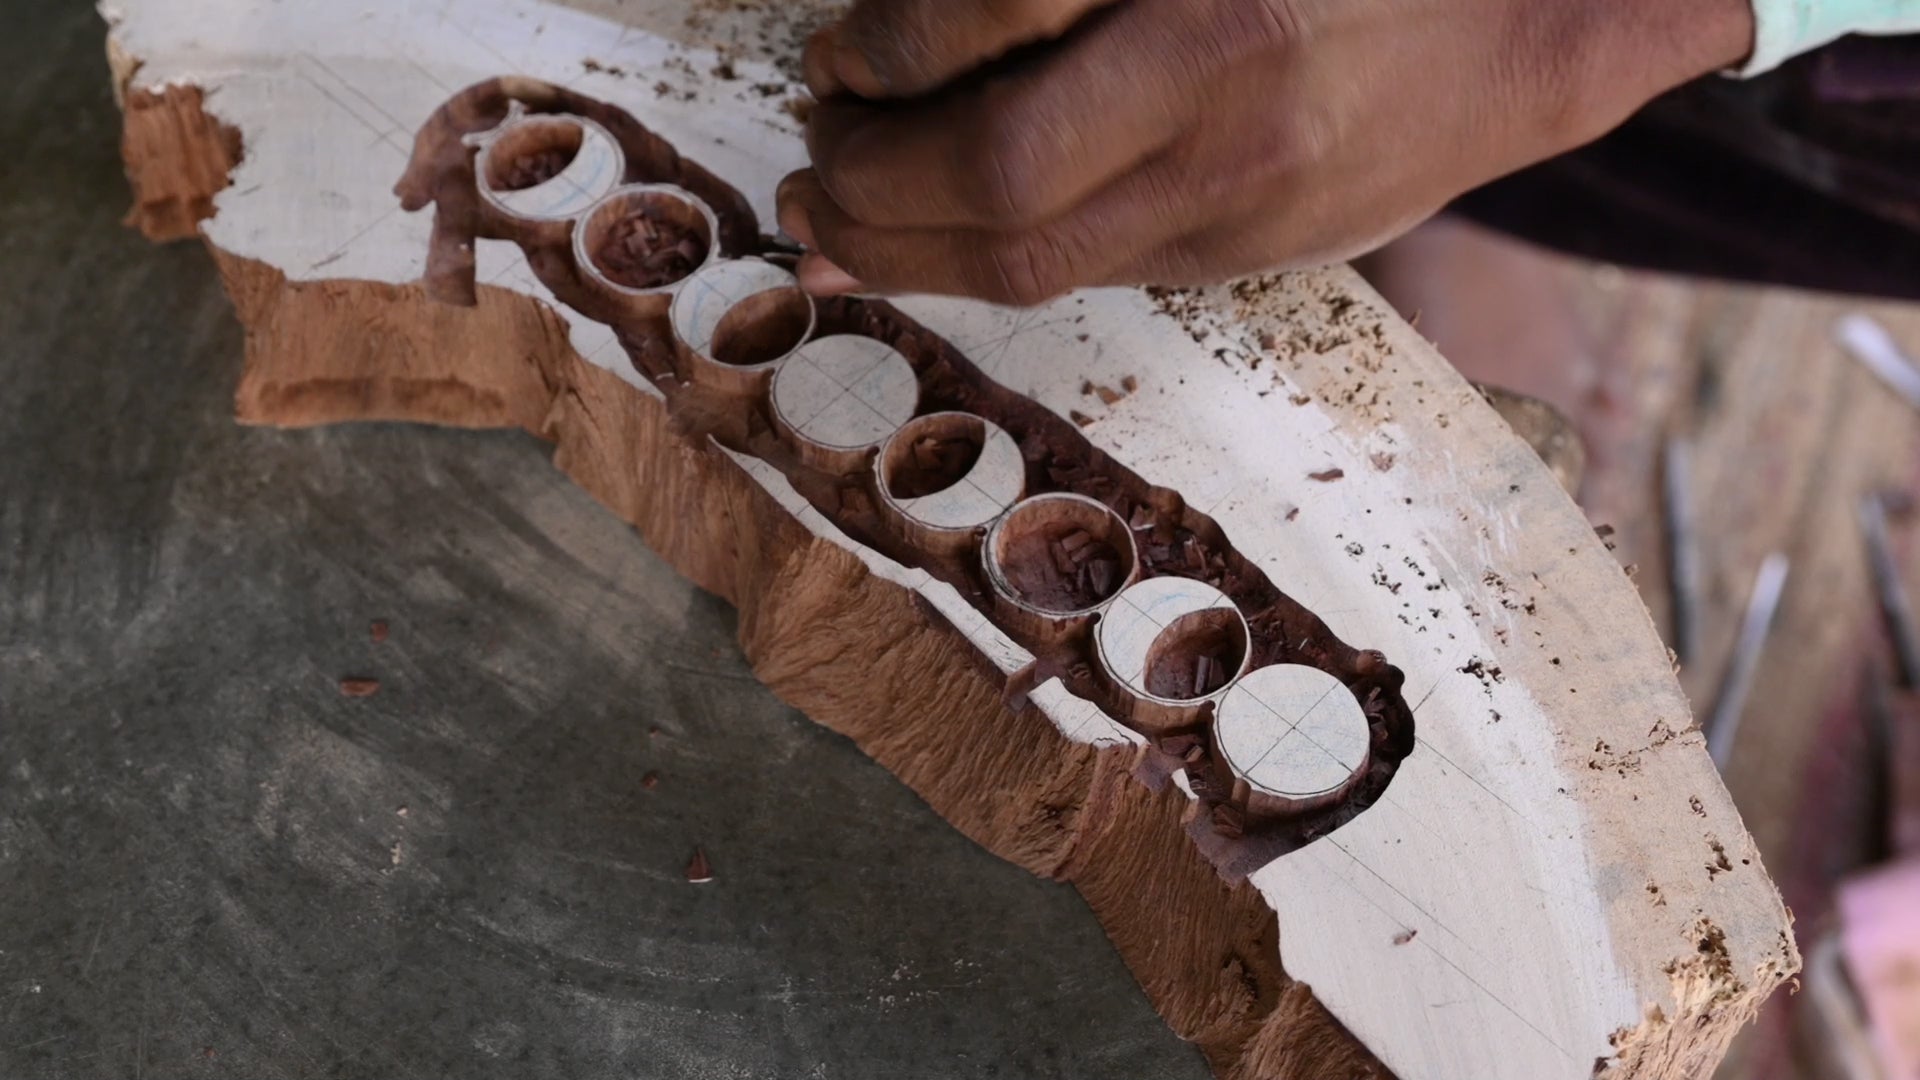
[104,1,1798,1076]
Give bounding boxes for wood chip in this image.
[685,847,713,883]
[339,677,380,697]
[642,771,660,790]
[1049,539,1077,576]
[1069,409,1096,427]
[1088,558,1119,596]
[370,619,389,643]
[1308,468,1345,482]
[1121,375,1139,393]
[1183,536,1205,571]
[1093,384,1123,406]
[1393,929,1418,946]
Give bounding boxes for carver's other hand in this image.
[776,0,1754,304]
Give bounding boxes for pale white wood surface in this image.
[772,336,920,456]
[1217,664,1372,803]
[102,1,1796,1075]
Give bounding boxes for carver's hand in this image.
[776,0,1754,304]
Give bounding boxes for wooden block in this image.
[103,2,1797,1077]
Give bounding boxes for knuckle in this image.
[972,98,1054,224]
[1247,0,1307,48]
[976,0,1063,36]
[1188,0,1302,69]
[841,14,920,90]
[821,228,890,284]
[1133,164,1201,235]
[813,129,889,219]
[983,233,1070,306]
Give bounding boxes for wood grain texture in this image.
[1358,216,1920,1079]
[104,1,1799,1075]
[114,78,240,242]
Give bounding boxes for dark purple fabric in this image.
[1454,36,1920,299]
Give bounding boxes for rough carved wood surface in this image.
[1485,248,1920,1080]
[103,1,1798,1076]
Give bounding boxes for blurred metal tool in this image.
[1837,314,1920,411]
[1707,553,1792,768]
[1474,383,1587,494]
[1798,930,1885,1080]
[1664,436,1701,665]
[1862,492,1920,689]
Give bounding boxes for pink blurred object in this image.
[1839,855,1920,1078]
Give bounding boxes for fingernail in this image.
[833,39,886,98]
[776,195,816,250]
[798,253,863,296]
[802,27,842,99]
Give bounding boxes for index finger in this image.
[805,0,1116,99]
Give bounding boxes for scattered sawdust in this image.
[1706,839,1734,879]
[1079,379,1130,406]
[1677,918,1740,1000]
[1588,739,1646,778]
[1460,658,1504,686]
[580,57,628,77]
[676,0,839,82]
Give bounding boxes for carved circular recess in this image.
[670,259,815,375]
[983,493,1139,619]
[1213,664,1371,812]
[875,412,1025,549]
[1096,576,1250,706]
[572,183,719,300]
[474,112,624,222]
[770,335,919,471]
